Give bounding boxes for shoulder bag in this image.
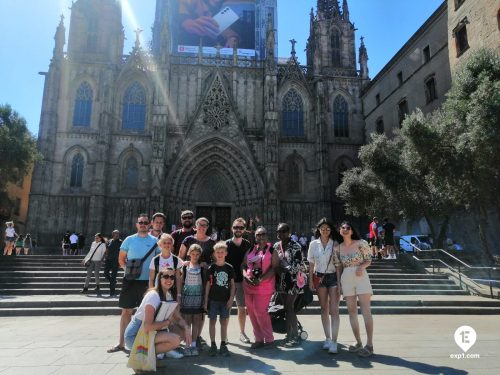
[124,243,158,280]
[83,242,103,268]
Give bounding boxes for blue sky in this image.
[0,0,443,136]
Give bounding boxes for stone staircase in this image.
[1,255,499,316]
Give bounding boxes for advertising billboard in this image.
[172,0,257,57]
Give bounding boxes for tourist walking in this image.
[225,217,252,344]
[82,233,107,294]
[104,230,122,297]
[337,221,374,357]
[242,226,278,349]
[15,234,24,256]
[307,218,342,353]
[62,231,71,256]
[70,231,78,255]
[274,223,306,347]
[77,232,85,255]
[23,233,33,255]
[3,221,17,256]
[108,213,160,353]
[382,218,396,259]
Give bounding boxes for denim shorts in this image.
[208,300,230,320]
[124,317,142,350]
[315,272,338,288]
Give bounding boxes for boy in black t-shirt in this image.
[204,241,235,357]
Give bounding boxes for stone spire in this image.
[359,36,369,79]
[317,0,340,20]
[53,15,65,61]
[265,12,276,70]
[342,0,350,22]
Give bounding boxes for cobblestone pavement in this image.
[0,315,498,374]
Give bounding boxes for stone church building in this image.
[28,0,369,244]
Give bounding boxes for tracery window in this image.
[282,89,304,137]
[73,82,93,127]
[122,82,146,131]
[124,157,139,190]
[333,95,349,137]
[70,154,84,188]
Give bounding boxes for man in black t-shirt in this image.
[171,210,196,256]
[225,217,252,344]
[382,218,396,260]
[104,230,122,296]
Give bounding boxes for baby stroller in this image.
[268,285,313,340]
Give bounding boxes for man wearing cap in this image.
[104,230,122,297]
[171,210,196,256]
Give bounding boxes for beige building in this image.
[448,0,500,73]
[362,2,451,137]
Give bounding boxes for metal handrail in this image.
[410,252,499,299]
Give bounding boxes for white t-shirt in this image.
[307,239,338,274]
[5,227,16,237]
[149,253,183,272]
[134,290,161,321]
[70,234,78,244]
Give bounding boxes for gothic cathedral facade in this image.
[28,0,369,244]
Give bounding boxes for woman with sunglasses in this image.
[307,218,342,353]
[179,217,215,267]
[124,267,191,360]
[337,221,374,357]
[81,233,107,294]
[241,226,279,349]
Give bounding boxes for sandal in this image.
[357,345,374,357]
[348,342,363,353]
[107,345,125,353]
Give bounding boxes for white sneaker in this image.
[322,339,332,350]
[156,353,165,360]
[165,349,184,359]
[328,342,338,354]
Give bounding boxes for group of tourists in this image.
[62,231,85,255]
[2,221,33,256]
[368,217,397,260]
[99,209,375,372]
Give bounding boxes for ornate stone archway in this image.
[165,137,264,222]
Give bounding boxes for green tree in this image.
[402,48,500,261]
[0,104,41,219]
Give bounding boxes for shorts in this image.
[5,236,15,243]
[234,282,245,307]
[208,300,230,320]
[315,272,338,288]
[341,267,373,297]
[124,317,142,350]
[368,238,380,247]
[384,237,395,246]
[70,243,78,250]
[119,279,149,309]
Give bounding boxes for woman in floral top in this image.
[337,221,374,357]
[274,223,306,347]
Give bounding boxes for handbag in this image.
[83,242,103,268]
[124,243,158,280]
[127,323,157,372]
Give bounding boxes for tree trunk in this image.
[478,205,494,264]
[423,213,437,247]
[437,215,450,249]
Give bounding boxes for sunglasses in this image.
[341,226,351,230]
[161,274,176,280]
[181,216,193,220]
[137,221,149,225]
[255,233,267,236]
[232,226,245,230]
[197,223,209,228]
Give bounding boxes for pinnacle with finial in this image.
[290,39,297,57]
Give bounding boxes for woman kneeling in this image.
[124,267,191,360]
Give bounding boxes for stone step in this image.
[1,305,499,317]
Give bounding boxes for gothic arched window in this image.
[73,82,93,127]
[122,82,146,131]
[282,89,304,137]
[124,157,139,190]
[331,30,341,66]
[70,154,84,188]
[333,95,349,137]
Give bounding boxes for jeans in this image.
[104,259,119,294]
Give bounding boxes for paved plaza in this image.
[0,314,498,374]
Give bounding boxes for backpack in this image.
[153,254,179,280]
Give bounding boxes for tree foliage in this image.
[0,104,41,218]
[337,48,500,257]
